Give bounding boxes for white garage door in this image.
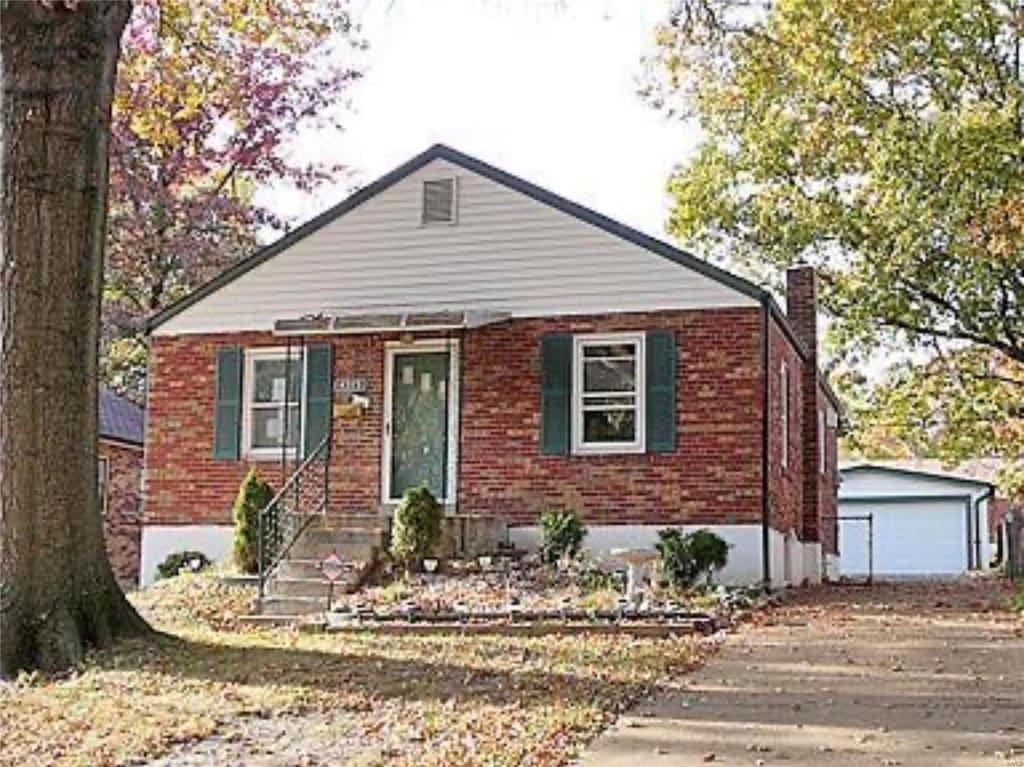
[839,499,968,576]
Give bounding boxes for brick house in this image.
[99,387,144,586]
[140,144,841,588]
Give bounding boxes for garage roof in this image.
[840,462,994,490]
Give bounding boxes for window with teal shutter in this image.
[303,342,333,457]
[213,346,242,459]
[540,333,571,455]
[645,329,677,453]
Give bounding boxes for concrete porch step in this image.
[294,527,387,546]
[275,556,369,580]
[268,576,347,599]
[262,558,376,608]
[282,537,383,561]
[288,539,382,562]
[257,595,331,616]
[305,513,391,531]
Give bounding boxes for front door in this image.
[384,345,457,502]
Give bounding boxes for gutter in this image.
[973,485,995,570]
[760,297,772,591]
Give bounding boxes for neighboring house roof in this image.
[99,387,144,446]
[840,461,995,490]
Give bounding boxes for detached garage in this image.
[838,464,994,577]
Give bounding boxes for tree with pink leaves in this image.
[104,0,364,396]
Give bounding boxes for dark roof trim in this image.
[147,143,772,332]
[840,463,994,490]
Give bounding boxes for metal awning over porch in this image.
[273,309,512,336]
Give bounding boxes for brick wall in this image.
[766,317,805,537]
[145,307,815,534]
[786,267,822,544]
[818,382,839,555]
[99,439,142,585]
[145,332,291,526]
[459,309,764,525]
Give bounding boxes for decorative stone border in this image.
[319,620,716,638]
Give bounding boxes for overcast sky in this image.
[263,0,700,239]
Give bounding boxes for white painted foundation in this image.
[140,525,234,586]
[141,521,823,590]
[802,542,823,585]
[509,523,808,588]
[823,553,840,581]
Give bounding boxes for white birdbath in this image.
[610,548,658,609]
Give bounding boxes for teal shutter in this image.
[645,329,677,453]
[540,333,572,455]
[213,346,242,460]
[303,342,333,457]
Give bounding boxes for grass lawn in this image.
[0,574,709,767]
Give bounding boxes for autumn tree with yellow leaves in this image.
[103,0,364,396]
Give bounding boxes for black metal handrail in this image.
[257,434,330,599]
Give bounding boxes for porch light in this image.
[273,309,512,335]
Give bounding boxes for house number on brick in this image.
[334,377,367,394]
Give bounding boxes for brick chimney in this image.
[786,266,821,544]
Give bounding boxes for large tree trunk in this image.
[0,0,150,678]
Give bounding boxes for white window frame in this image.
[420,176,459,226]
[97,456,109,516]
[780,362,790,469]
[242,347,307,461]
[571,332,646,455]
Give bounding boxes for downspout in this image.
[760,297,772,591]
[974,486,994,571]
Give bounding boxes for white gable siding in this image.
[156,159,757,335]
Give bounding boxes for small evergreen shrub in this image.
[655,528,699,587]
[1011,584,1024,612]
[539,509,587,565]
[686,529,730,584]
[156,550,212,580]
[232,466,274,574]
[390,486,443,571]
[655,528,730,588]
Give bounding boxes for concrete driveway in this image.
[579,579,1023,767]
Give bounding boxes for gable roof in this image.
[840,462,994,490]
[99,387,145,446]
[148,143,774,332]
[145,144,833,378]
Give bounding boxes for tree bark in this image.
[0,0,150,678]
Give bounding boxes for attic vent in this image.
[421,178,457,224]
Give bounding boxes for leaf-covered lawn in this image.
[0,575,709,767]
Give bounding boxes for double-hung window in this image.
[244,348,304,459]
[572,333,645,454]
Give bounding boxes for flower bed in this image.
[323,554,758,632]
